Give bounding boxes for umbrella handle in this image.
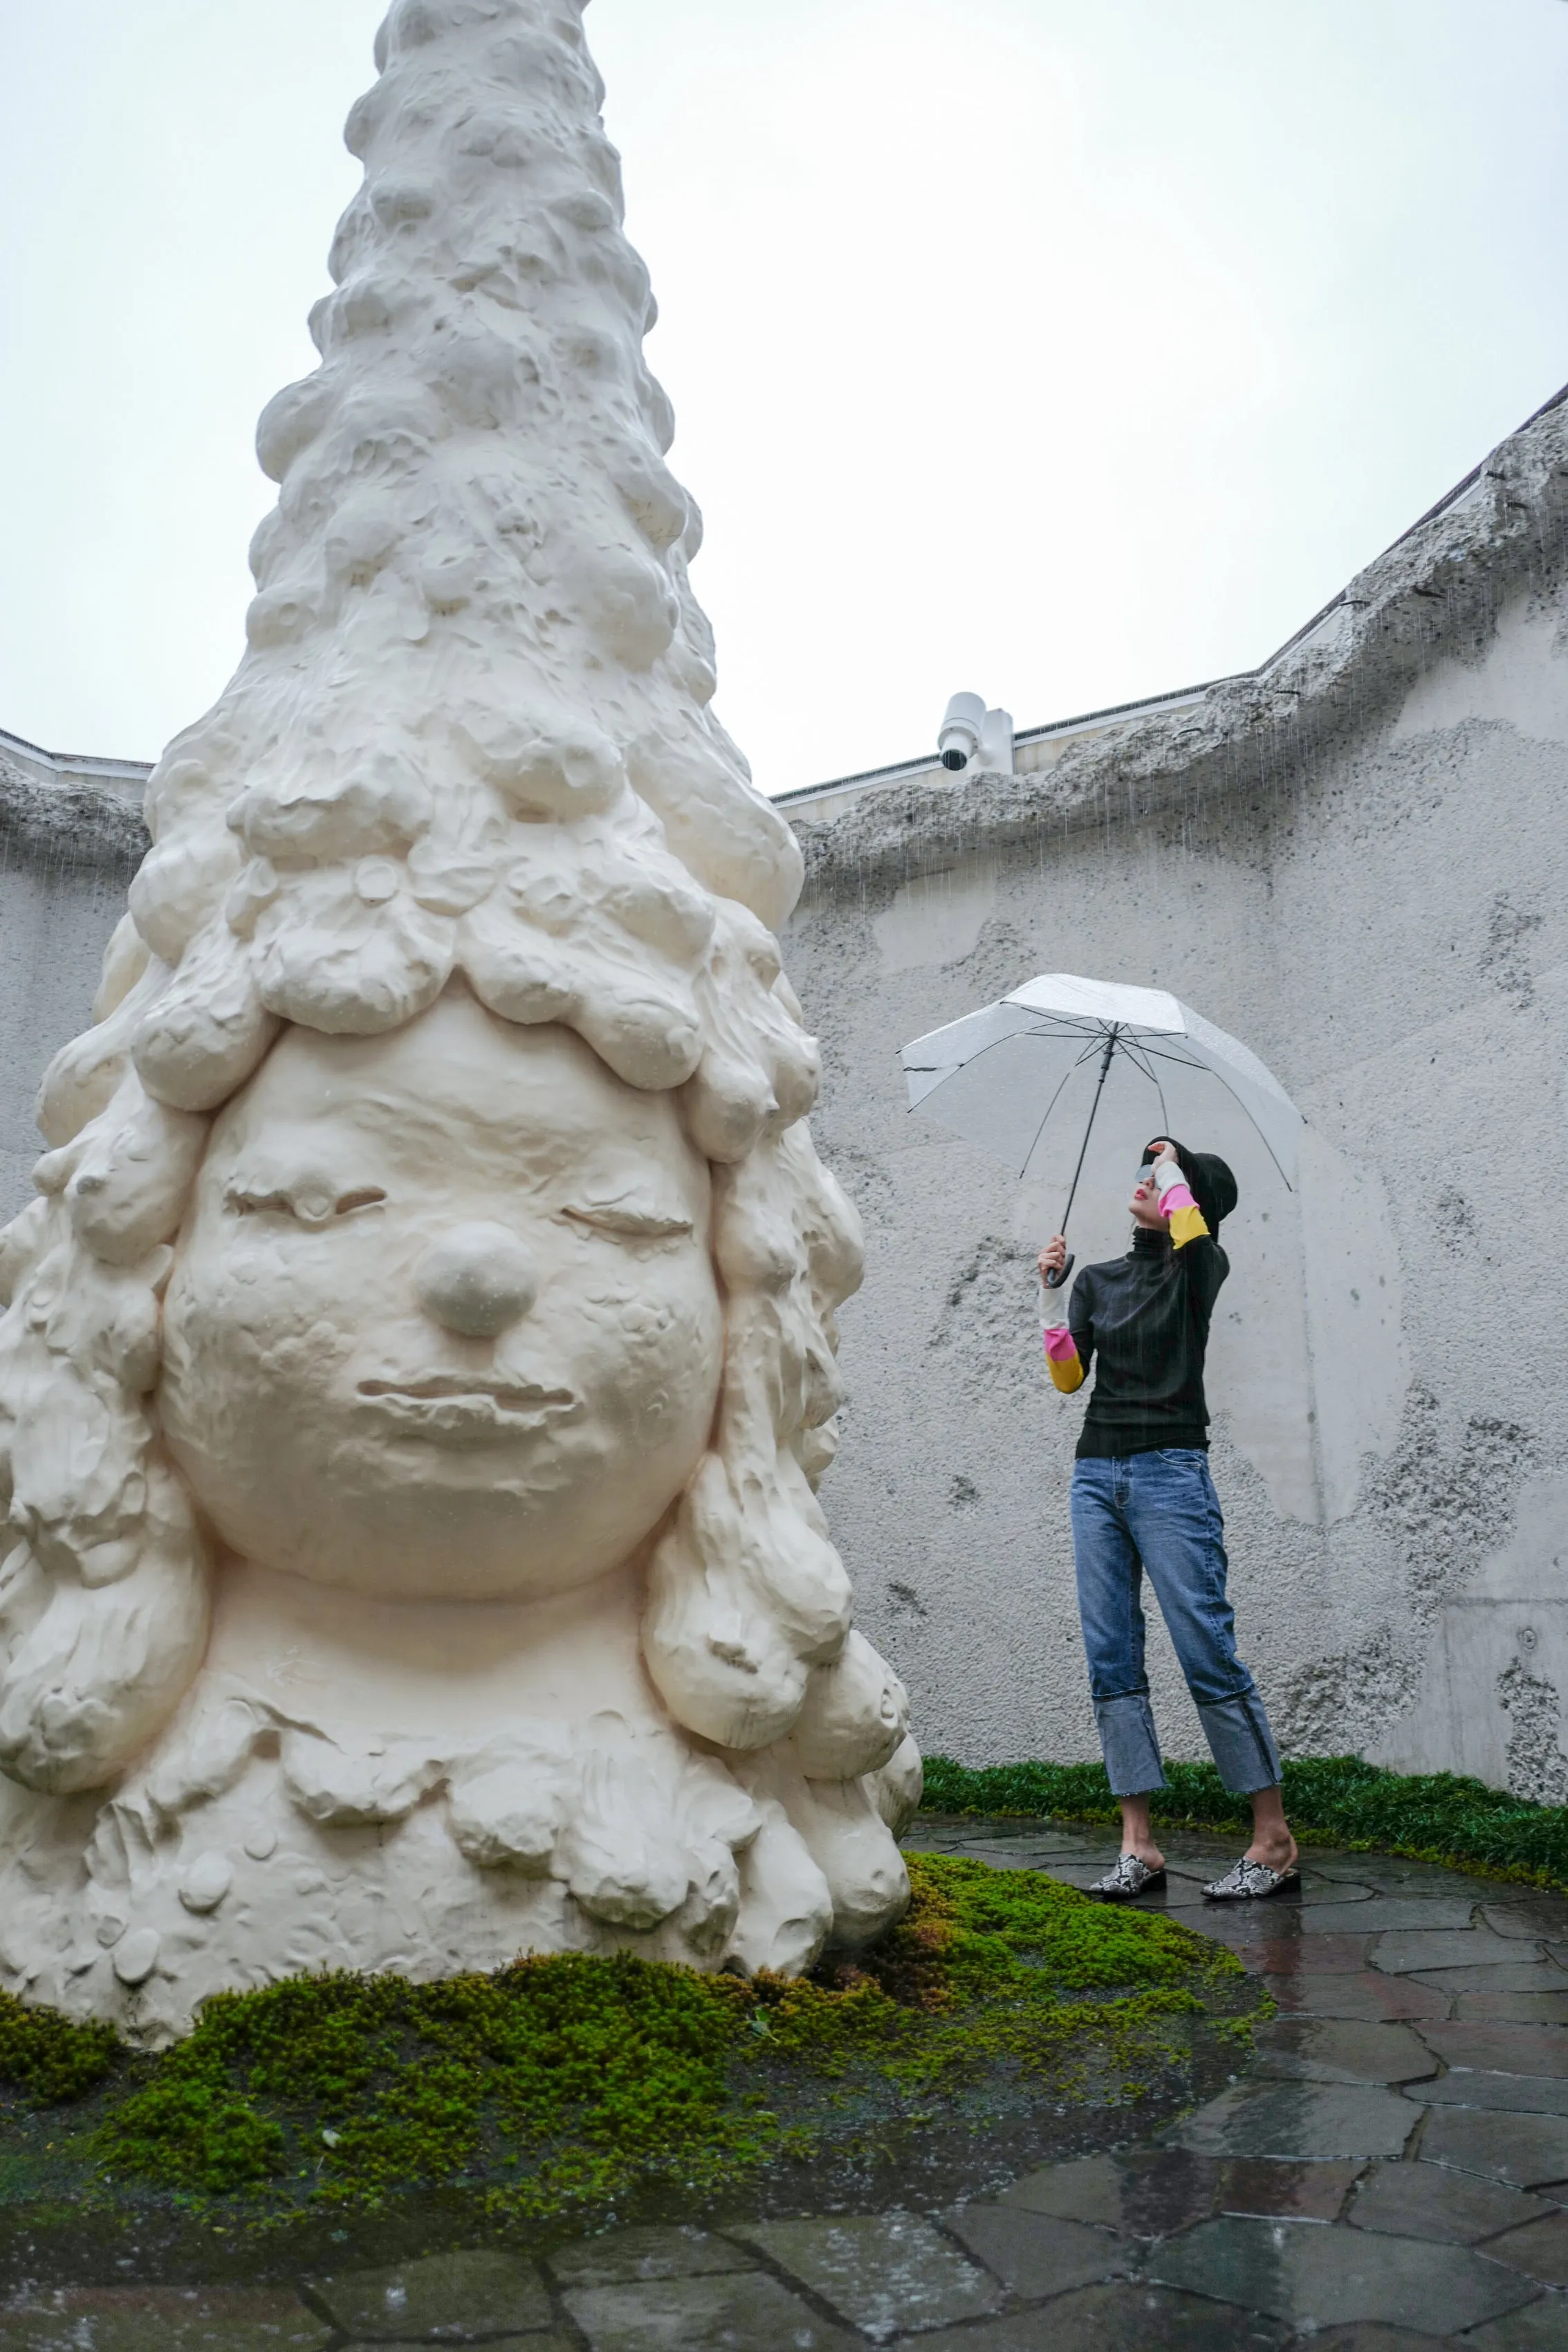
[1042,1254,1074,1292]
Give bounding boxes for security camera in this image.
[938,694,1015,775]
[939,692,986,771]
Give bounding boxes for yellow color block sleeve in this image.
[1155,1170,1210,1251]
[1166,1200,1210,1250]
[1043,1325,1086,1393]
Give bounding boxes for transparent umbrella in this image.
[900,973,1303,1287]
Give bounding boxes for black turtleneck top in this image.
[1066,1224,1229,1459]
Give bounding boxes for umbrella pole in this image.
[1043,1027,1118,1291]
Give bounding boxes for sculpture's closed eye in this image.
[228,1185,388,1225]
[563,1203,694,1244]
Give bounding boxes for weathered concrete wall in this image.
[785,394,1568,1790]
[0,739,145,1218]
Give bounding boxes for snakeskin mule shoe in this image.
[1202,1857,1302,1901]
[1087,1854,1167,1902]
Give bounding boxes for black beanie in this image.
[1145,1138,1238,1233]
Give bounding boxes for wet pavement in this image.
[8,1815,1568,2346]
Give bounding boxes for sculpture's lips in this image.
[355,1377,579,1448]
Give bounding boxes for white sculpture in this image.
[0,0,919,2041]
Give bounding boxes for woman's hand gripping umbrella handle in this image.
[1039,1234,1073,1294]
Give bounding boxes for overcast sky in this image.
[2,1,1566,796]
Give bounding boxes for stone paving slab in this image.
[1308,1860,1495,1893]
[1490,2214,1568,2289]
[1288,1874,1381,1904]
[546,2228,756,2287]
[1250,2017,1439,2085]
[1217,2160,1366,2221]
[1464,2300,1568,2347]
[0,2288,334,2350]
[1307,2329,1451,2350]
[306,2252,551,2340]
[1180,1919,1314,1963]
[735,2213,1002,2342]
[1289,1902,1484,1938]
[1375,1930,1545,1975]
[939,2203,1128,2300]
[999,2148,1363,2234]
[1423,2106,1568,2190]
[1460,1995,1568,2027]
[1421,2026,1568,2077]
[1266,1969,1451,2022]
[1414,1967,1568,1997]
[1484,1909,1568,1942]
[1420,2073,1568,2119]
[1168,2079,1419,2160]
[0,2308,334,2352]
[1148,2214,1540,2334]
[1001,2149,1220,2236]
[914,2283,1293,2347]
[560,2272,859,2351]
[1346,2160,1555,2244]
[1235,1933,1378,1974]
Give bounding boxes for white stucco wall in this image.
[784,564,1568,1790]
[0,742,143,1220]
[1,396,1564,1794]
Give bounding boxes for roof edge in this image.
[793,380,1568,898]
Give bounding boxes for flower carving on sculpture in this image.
[0,0,918,2041]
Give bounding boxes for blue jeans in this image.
[1070,1449,1282,1799]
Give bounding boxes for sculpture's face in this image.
[160,990,721,1601]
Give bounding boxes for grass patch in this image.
[1,1856,1248,2225]
[921,1754,1568,1892]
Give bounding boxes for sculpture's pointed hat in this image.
[6,0,882,1820]
[44,0,811,1165]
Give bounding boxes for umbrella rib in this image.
[902,1017,1109,1085]
[1116,1036,1171,1139]
[1015,1047,1104,1181]
[1118,1038,1210,1072]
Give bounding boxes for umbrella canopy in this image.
[901,974,1303,1198]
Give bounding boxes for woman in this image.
[1038,1137,1298,1902]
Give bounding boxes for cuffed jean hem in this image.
[1094,1695,1168,1797]
[1197,1691,1282,1797]
[1094,1689,1282,1800]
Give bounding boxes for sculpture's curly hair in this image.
[0,0,912,1826]
[0,910,878,1798]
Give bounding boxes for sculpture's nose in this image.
[414,1222,539,1339]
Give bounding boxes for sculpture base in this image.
[0,1852,1259,2254]
[0,1559,916,2041]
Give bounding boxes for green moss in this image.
[0,1991,118,2106]
[0,1855,1248,2225]
[920,1754,1568,1893]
